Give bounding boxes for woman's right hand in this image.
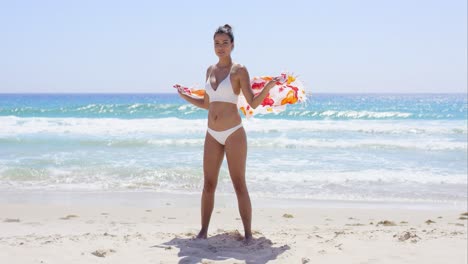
[173,84,185,97]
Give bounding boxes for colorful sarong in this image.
[174,73,307,118]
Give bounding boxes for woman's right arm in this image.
[177,66,211,110]
[178,92,208,110]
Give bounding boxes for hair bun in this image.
[214,24,234,42]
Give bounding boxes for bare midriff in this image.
[207,102,241,131]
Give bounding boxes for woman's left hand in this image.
[265,76,282,90]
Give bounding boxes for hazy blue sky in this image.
[0,0,466,93]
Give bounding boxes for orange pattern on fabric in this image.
[174,72,307,118]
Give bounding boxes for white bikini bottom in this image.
[207,124,243,145]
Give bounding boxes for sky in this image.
[0,0,466,94]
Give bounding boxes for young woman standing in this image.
[177,24,280,243]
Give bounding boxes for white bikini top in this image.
[205,65,239,104]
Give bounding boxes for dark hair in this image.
[214,24,234,42]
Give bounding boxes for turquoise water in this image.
[1,93,466,120]
[0,93,466,206]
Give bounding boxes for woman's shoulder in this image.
[232,63,248,75]
[206,64,214,72]
[206,65,215,77]
[233,63,247,70]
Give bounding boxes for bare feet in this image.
[196,229,207,239]
[242,234,253,245]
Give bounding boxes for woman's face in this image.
[214,33,233,58]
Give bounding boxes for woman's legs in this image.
[224,127,252,241]
[197,132,225,239]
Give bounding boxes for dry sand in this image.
[0,197,467,264]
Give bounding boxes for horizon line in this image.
[0,92,466,95]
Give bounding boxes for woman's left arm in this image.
[238,66,278,109]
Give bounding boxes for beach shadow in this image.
[158,231,290,264]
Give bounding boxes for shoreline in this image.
[0,189,465,211]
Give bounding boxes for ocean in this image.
[0,93,466,207]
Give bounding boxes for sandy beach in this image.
[1,0,467,262]
[0,192,466,264]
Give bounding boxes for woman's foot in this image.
[242,233,253,245]
[196,229,208,239]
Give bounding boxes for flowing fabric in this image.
[174,73,307,118]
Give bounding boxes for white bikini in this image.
[205,65,242,145]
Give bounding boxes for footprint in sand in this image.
[3,218,20,223]
[60,215,79,220]
[91,249,116,258]
[252,230,263,236]
[283,213,294,218]
[184,232,196,237]
[377,220,396,226]
[458,213,468,220]
[396,231,420,243]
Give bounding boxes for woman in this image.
[177,24,280,243]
